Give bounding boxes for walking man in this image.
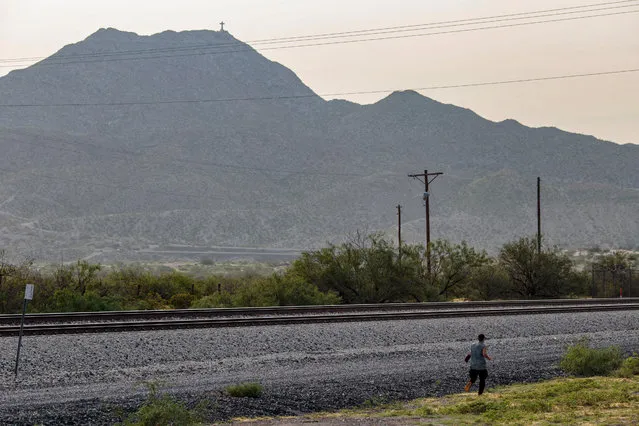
[465,333,492,395]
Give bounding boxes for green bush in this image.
[127,292,170,310]
[232,274,341,307]
[499,236,583,298]
[616,353,639,378]
[52,289,122,312]
[124,395,196,426]
[289,234,430,304]
[264,273,341,306]
[560,338,624,376]
[122,384,199,426]
[191,291,234,308]
[225,382,263,398]
[169,293,193,309]
[152,272,195,299]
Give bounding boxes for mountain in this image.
[0,28,637,261]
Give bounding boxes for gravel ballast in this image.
[0,310,638,425]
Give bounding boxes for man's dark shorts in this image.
[469,369,488,381]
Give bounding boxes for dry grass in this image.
[226,376,639,425]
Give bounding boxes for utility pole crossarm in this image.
[407,172,443,184]
[429,172,443,184]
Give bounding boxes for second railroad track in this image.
[0,298,637,336]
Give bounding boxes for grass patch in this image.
[379,376,639,425]
[262,376,639,426]
[560,337,624,376]
[225,382,263,398]
[617,353,639,378]
[120,383,203,426]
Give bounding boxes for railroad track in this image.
[0,298,637,336]
[0,297,636,325]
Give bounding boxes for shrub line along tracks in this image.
[0,298,637,336]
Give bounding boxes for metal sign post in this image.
[14,284,34,377]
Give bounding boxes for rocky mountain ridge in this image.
[0,28,637,261]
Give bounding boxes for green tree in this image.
[499,236,578,298]
[290,233,429,303]
[429,240,489,298]
[592,251,637,297]
[462,262,512,301]
[0,249,18,292]
[594,251,636,275]
[0,250,34,313]
[103,265,155,301]
[74,260,102,295]
[54,260,102,296]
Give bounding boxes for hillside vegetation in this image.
[1,235,636,314]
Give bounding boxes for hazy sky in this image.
[1,0,638,144]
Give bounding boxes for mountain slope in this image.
[0,28,637,260]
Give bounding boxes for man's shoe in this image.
[464,382,472,392]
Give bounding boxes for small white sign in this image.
[24,284,34,301]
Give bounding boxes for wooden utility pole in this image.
[408,169,443,275]
[397,204,402,249]
[537,177,541,255]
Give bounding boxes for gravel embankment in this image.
[0,310,638,425]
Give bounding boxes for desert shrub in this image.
[499,237,582,298]
[122,383,199,426]
[232,273,341,307]
[51,289,122,312]
[560,338,624,376]
[151,273,195,299]
[428,239,490,299]
[103,266,156,300]
[198,276,222,295]
[127,292,170,310]
[22,273,59,313]
[262,273,341,306]
[225,382,263,398]
[0,279,28,314]
[462,263,512,300]
[229,278,276,307]
[616,353,639,378]
[124,396,195,426]
[191,291,234,308]
[169,293,193,309]
[289,233,431,303]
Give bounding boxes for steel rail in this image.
[0,303,637,336]
[0,297,637,326]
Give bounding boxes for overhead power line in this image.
[1,68,636,108]
[1,4,638,68]
[333,68,639,96]
[1,0,637,64]
[0,67,635,188]
[237,0,639,43]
